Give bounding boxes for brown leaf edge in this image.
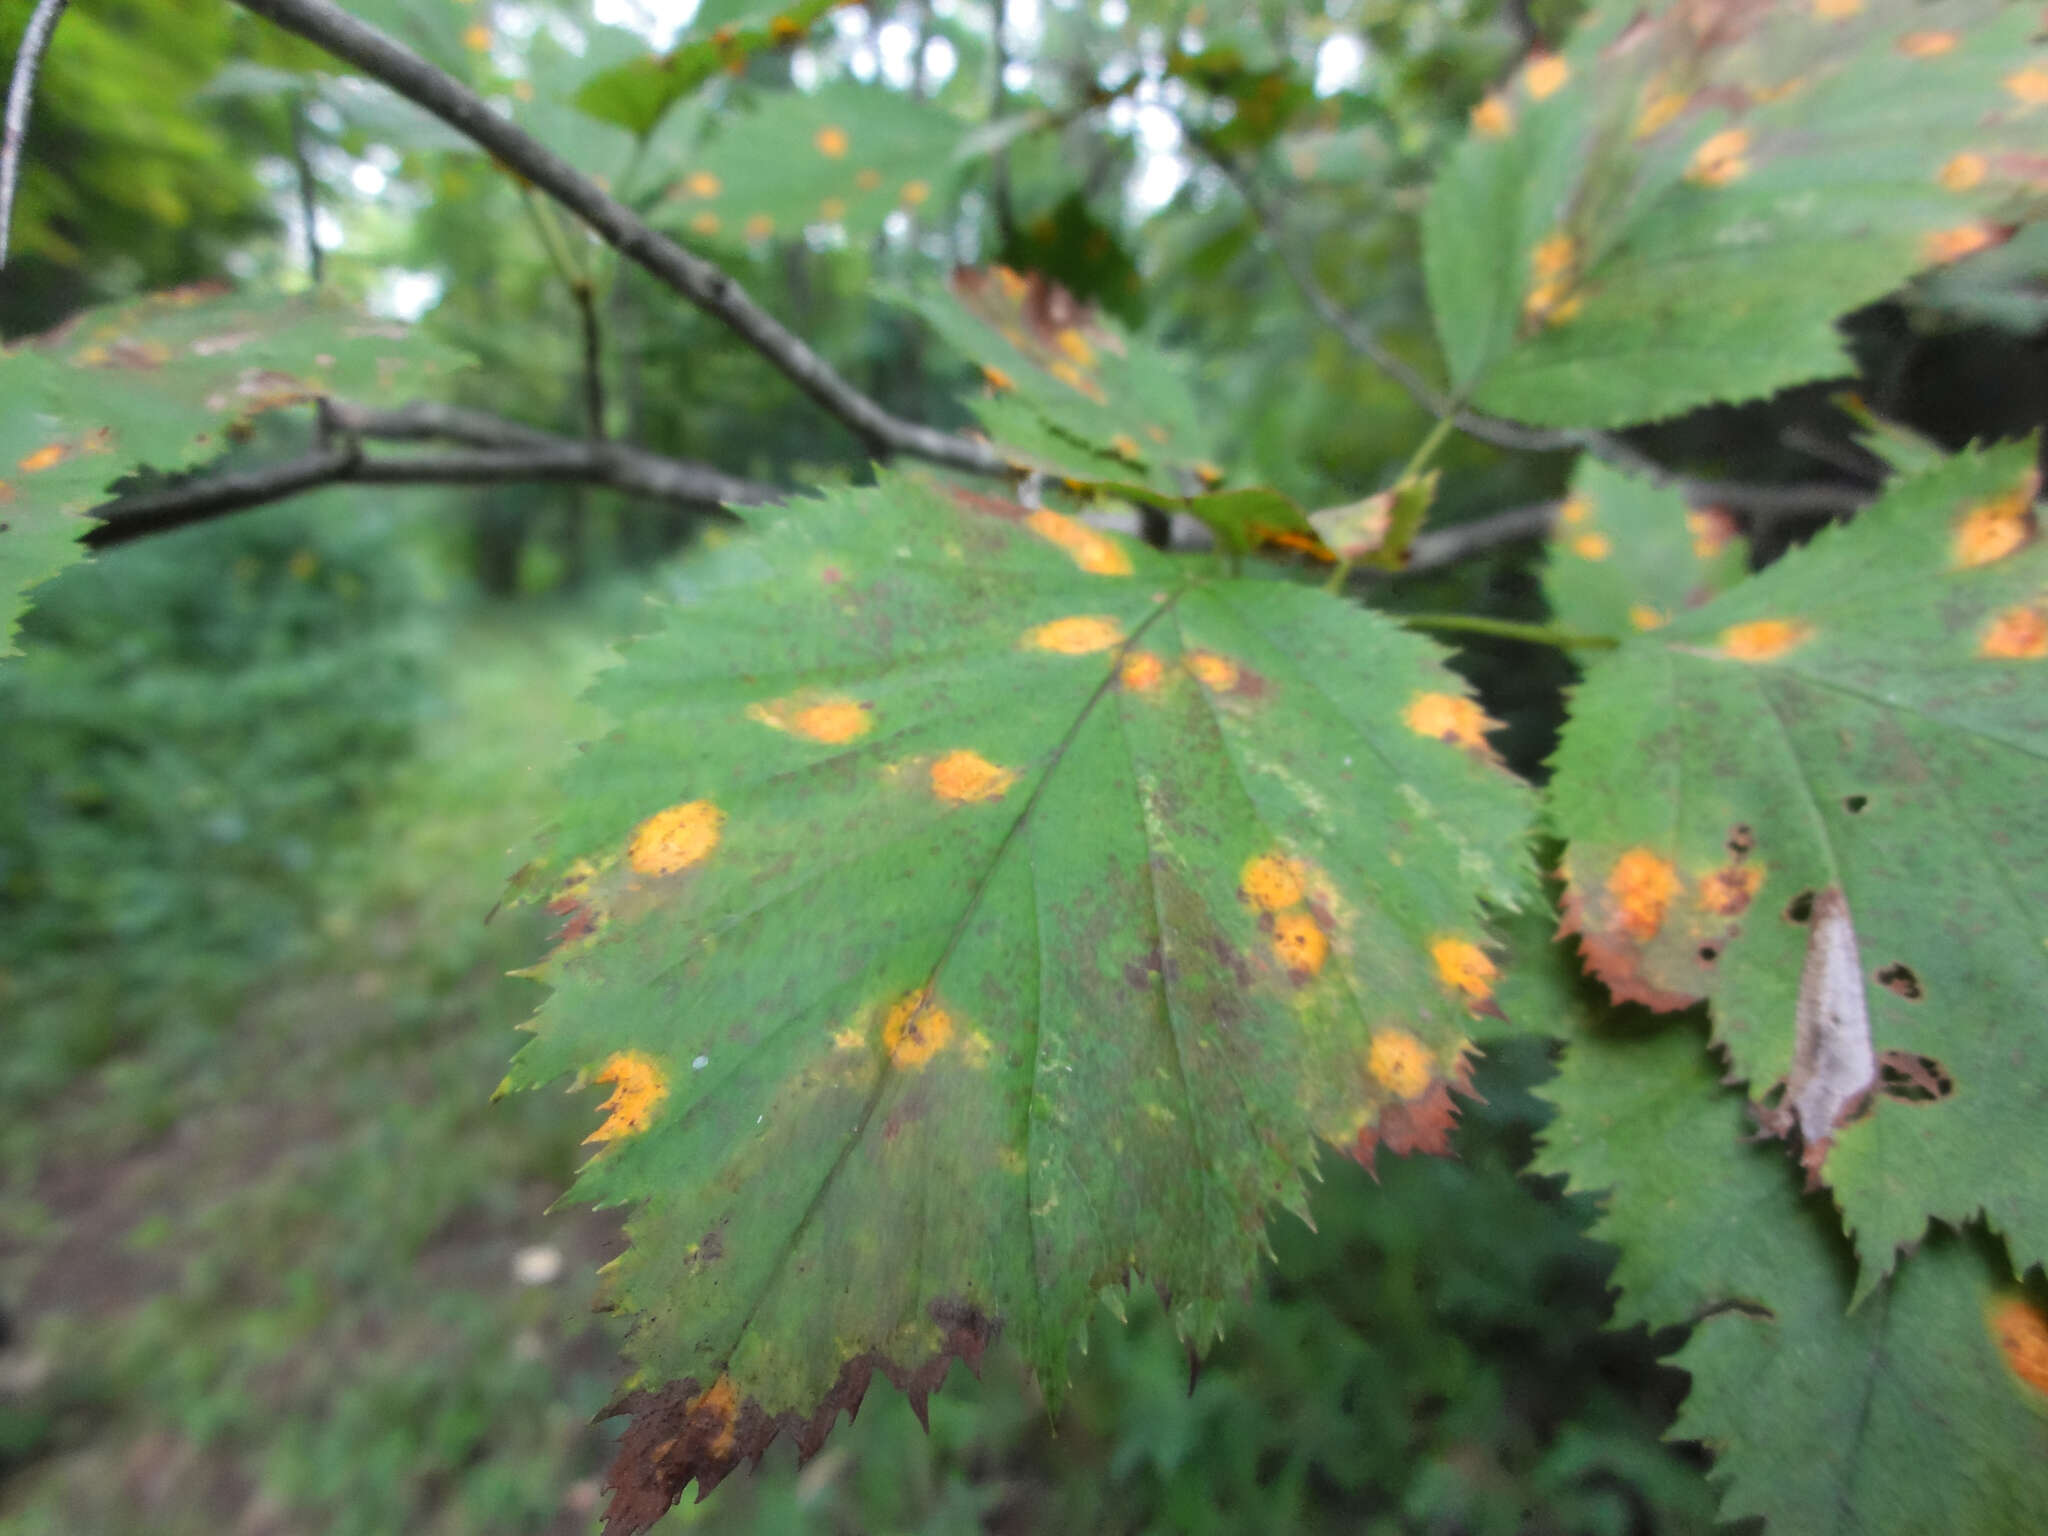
[1554,878,1704,1014]
[600,1298,999,1534]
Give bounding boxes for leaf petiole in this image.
[1395,612,1619,651]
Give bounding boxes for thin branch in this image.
[1400,500,1560,573]
[288,91,324,285]
[572,281,607,439]
[0,0,69,271]
[230,0,1005,478]
[87,402,785,549]
[987,0,1016,244]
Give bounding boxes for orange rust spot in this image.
[691,210,723,236]
[1687,506,1737,558]
[628,800,724,874]
[1368,1028,1433,1100]
[1186,650,1240,691]
[1608,848,1681,942]
[2007,66,2048,106]
[930,749,1017,803]
[1629,603,1668,631]
[855,167,883,191]
[1471,94,1512,137]
[1938,153,1988,191]
[1897,30,1957,57]
[1719,619,1813,661]
[1524,54,1570,100]
[1109,432,1142,462]
[1271,910,1328,976]
[1953,482,2038,567]
[995,266,1029,300]
[1701,863,1764,916]
[1812,0,1860,16]
[585,1051,668,1143]
[1570,531,1611,561]
[899,180,931,207]
[746,695,871,743]
[463,22,491,50]
[1981,605,2048,658]
[1687,128,1751,186]
[1558,493,1593,526]
[980,362,1014,392]
[1923,223,2004,265]
[814,125,849,157]
[684,170,722,198]
[1403,691,1497,753]
[1048,358,1106,402]
[769,14,804,42]
[1523,232,1582,325]
[1990,1297,2048,1396]
[1635,89,1687,137]
[883,989,954,1067]
[17,443,66,473]
[1055,328,1096,367]
[1530,232,1576,280]
[1024,512,1138,577]
[1119,649,1165,691]
[744,213,776,241]
[1430,938,1498,1005]
[1194,461,1225,488]
[1026,614,1124,653]
[1241,853,1306,912]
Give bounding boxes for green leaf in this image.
[572,0,840,138]
[651,82,960,246]
[1423,2,2048,428]
[1540,458,1749,638]
[1546,443,2048,1286]
[0,284,465,654]
[901,266,1224,499]
[1536,1015,2048,1534]
[502,471,1537,1530]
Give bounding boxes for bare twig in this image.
[230,0,1005,477]
[1401,501,1560,573]
[287,91,324,285]
[988,0,1016,244]
[0,0,69,271]
[86,402,785,548]
[571,281,607,439]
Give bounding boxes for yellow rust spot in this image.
[1897,30,1958,57]
[1629,603,1668,631]
[1523,232,1582,326]
[1635,89,1688,137]
[814,125,849,158]
[1530,232,1576,280]
[17,443,66,473]
[1195,462,1225,488]
[2007,66,2048,106]
[744,213,776,241]
[691,211,723,236]
[462,22,491,50]
[1687,128,1751,186]
[1403,691,1497,753]
[1938,153,1988,192]
[1024,512,1138,577]
[1608,848,1681,942]
[833,1026,866,1051]
[1430,937,1498,1005]
[1813,0,1860,16]
[1025,614,1125,655]
[1524,54,1570,100]
[1701,863,1765,916]
[1109,432,1143,462]
[899,180,931,207]
[1186,650,1240,691]
[1558,493,1593,526]
[930,749,1017,803]
[855,167,883,191]
[1471,94,1513,137]
[882,989,954,1067]
[1055,328,1096,367]
[995,266,1029,300]
[1990,1297,2048,1396]
[585,1051,668,1143]
[1981,605,2048,659]
[1570,531,1612,561]
[1271,910,1328,976]
[1119,649,1165,691]
[628,800,724,875]
[1049,358,1106,402]
[980,362,1015,392]
[684,170,722,198]
[1719,618,1813,661]
[1953,484,2037,567]
[769,14,805,42]
[1241,853,1306,913]
[1922,223,2002,265]
[747,695,872,743]
[1368,1028,1434,1100]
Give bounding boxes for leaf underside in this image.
[0,283,464,654]
[1547,443,2048,1287]
[1424,0,2048,428]
[504,471,1536,1531]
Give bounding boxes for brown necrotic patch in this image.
[1876,1050,1952,1103]
[1700,861,1764,917]
[1351,1053,1474,1174]
[1875,962,1922,1000]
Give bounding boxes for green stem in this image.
[518,183,586,289]
[1395,612,1619,651]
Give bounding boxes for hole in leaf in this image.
[1843,794,1868,813]
[1876,962,1923,1000]
[1697,944,1720,963]
[1726,823,1756,857]
[1784,890,1815,924]
[1877,1051,1953,1103]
